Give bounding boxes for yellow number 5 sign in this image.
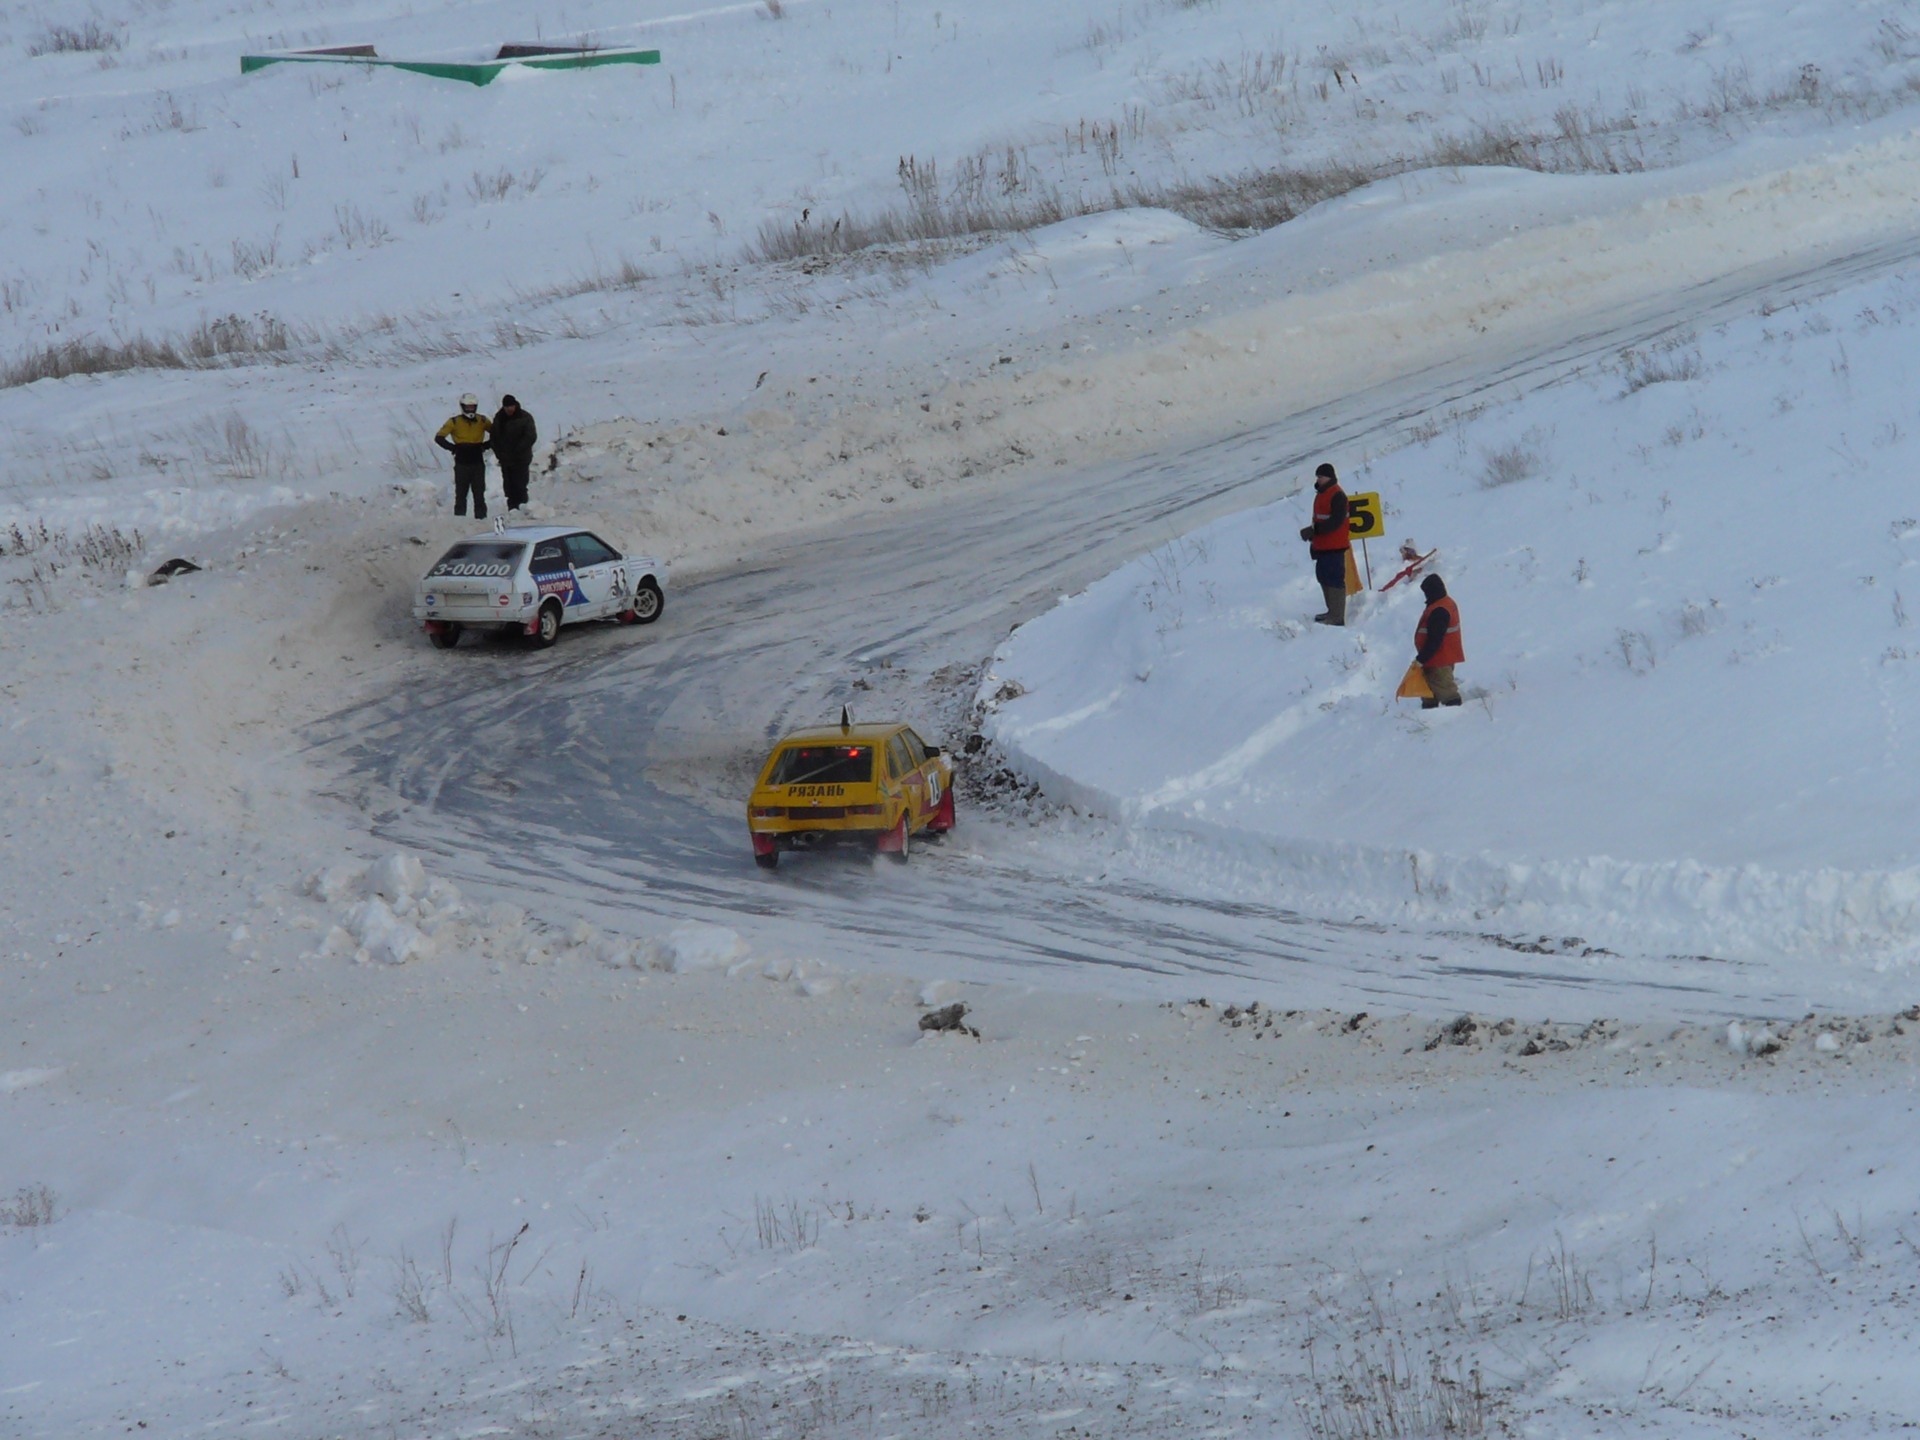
[1347,491,1385,540]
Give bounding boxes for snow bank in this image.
[300,853,797,983]
[983,264,1920,969]
[12,0,1920,570]
[306,852,464,965]
[645,922,750,974]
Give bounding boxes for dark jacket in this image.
[491,407,537,469]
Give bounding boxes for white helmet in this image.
[459,392,479,409]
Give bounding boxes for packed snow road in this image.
[322,231,1920,1025]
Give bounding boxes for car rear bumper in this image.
[415,604,533,622]
[422,616,543,636]
[749,825,893,852]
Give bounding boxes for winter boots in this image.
[1420,665,1462,708]
[1315,584,1346,626]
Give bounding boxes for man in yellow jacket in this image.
[434,393,492,518]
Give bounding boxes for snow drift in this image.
[983,262,1920,975]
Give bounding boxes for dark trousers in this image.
[453,463,487,518]
[500,462,530,510]
[1314,550,1348,625]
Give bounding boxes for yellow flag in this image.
[1396,661,1432,700]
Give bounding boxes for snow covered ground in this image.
[7,0,1920,1435]
[983,252,1920,979]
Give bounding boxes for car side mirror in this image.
[924,744,942,758]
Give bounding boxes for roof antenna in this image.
[840,704,851,733]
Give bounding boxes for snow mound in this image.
[1727,1021,1784,1058]
[981,266,1920,976]
[647,923,750,974]
[339,895,432,967]
[298,855,787,981]
[303,860,561,968]
[367,853,427,905]
[305,851,472,966]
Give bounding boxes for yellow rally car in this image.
[747,720,955,868]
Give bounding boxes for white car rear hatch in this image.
[419,539,527,622]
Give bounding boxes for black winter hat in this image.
[1421,574,1447,600]
[1314,462,1337,480]
[501,393,519,407]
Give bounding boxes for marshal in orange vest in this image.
[1310,481,1351,554]
[1416,594,1465,667]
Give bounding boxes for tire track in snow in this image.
[315,229,1920,1023]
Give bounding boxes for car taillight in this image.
[846,804,883,815]
[752,806,786,819]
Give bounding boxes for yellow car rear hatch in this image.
[750,726,900,827]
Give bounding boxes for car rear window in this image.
[767,744,874,786]
[428,541,525,578]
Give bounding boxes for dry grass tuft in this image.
[751,112,1654,266]
[28,21,120,55]
[1,1184,59,1227]
[1,313,301,389]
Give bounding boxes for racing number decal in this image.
[431,560,515,578]
[926,766,943,809]
[1347,491,1384,540]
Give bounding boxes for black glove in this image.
[435,435,455,453]
[1299,526,1313,542]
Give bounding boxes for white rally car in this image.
[413,524,665,649]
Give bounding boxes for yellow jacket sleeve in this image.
[436,415,493,444]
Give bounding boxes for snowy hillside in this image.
[983,257,1920,978]
[7,1,1920,1437]
[7,0,1920,552]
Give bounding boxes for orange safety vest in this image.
[1310,483,1351,553]
[1417,596,1465,667]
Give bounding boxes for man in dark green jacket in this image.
[491,394,538,512]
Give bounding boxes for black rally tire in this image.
[628,578,664,625]
[754,850,779,870]
[429,624,462,650]
[533,602,563,648]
